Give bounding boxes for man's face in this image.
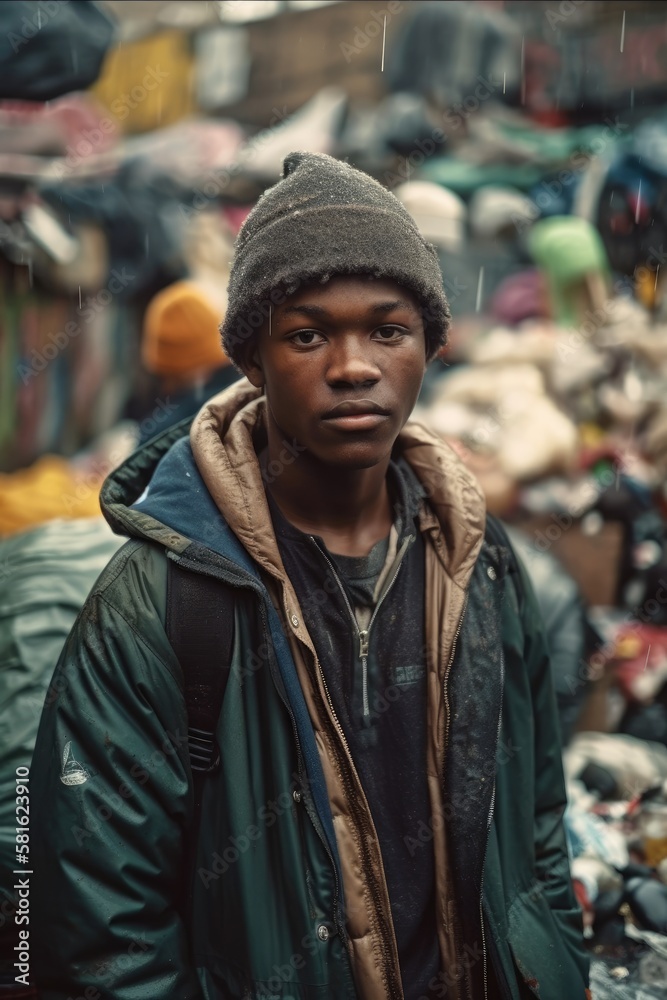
[242,275,427,469]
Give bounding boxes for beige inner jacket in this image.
[191,380,487,1000]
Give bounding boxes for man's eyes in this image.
[288,326,408,345]
[289,330,324,345]
[374,325,408,340]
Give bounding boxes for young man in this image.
[31,152,589,1000]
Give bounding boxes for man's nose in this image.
[325,336,381,386]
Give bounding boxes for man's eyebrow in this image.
[369,299,418,315]
[279,299,418,319]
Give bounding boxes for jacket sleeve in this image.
[30,543,202,1000]
[515,555,590,994]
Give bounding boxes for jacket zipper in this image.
[259,598,344,933]
[306,535,411,999]
[479,822,490,1000]
[309,534,414,718]
[443,593,468,769]
[442,592,469,1000]
[478,648,506,1000]
[312,648,402,998]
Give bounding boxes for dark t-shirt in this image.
[330,535,389,606]
[263,456,441,1000]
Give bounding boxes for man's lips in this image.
[321,399,390,418]
[321,399,391,433]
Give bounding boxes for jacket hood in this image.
[100,377,486,586]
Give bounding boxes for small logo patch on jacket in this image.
[393,663,425,686]
[60,741,91,785]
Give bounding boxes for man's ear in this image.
[238,338,265,388]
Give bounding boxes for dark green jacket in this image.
[30,383,589,1000]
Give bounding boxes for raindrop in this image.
[503,71,506,95]
[655,266,660,291]
[37,6,41,28]
[78,285,82,308]
[475,267,484,313]
[635,179,642,224]
[381,14,387,72]
[620,10,626,53]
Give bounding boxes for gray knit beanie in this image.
[220,151,450,367]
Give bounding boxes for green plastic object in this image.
[528,216,610,326]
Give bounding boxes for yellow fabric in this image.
[0,456,102,537]
[90,30,195,134]
[142,281,229,377]
[635,266,657,310]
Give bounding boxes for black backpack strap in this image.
[166,557,235,916]
[166,558,235,770]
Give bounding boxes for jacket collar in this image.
[189,379,486,589]
[100,376,486,588]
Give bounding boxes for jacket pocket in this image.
[507,891,584,1000]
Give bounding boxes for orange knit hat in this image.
[141,281,230,377]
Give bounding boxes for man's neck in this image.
[261,443,393,558]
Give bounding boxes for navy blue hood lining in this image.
[129,435,260,579]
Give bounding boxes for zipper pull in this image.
[358,629,369,659]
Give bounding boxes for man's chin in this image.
[311,439,397,471]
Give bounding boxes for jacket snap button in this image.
[293,789,302,803]
[317,924,330,942]
[291,614,299,628]
[487,566,497,580]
